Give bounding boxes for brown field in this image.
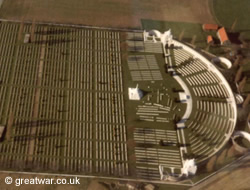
[191,154,250,190]
[0,0,215,29]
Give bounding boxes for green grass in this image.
[211,0,250,40]
[211,0,250,30]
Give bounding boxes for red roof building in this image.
[207,35,214,44]
[202,24,219,31]
[217,27,231,45]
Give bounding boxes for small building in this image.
[202,24,219,31]
[217,27,231,45]
[207,35,214,45]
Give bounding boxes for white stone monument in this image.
[128,84,143,100]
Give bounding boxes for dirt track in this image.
[0,0,215,29]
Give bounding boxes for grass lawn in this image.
[211,0,250,30]
[210,0,250,40]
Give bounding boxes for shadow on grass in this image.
[228,32,242,44]
[35,39,74,45]
[14,119,62,128]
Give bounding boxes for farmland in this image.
[0,0,215,29]
[210,0,250,31]
[210,0,250,41]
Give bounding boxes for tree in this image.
[205,44,210,52]
[178,30,185,41]
[235,66,243,83]
[231,18,238,32]
[238,76,247,93]
[191,35,196,47]
[233,55,242,68]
